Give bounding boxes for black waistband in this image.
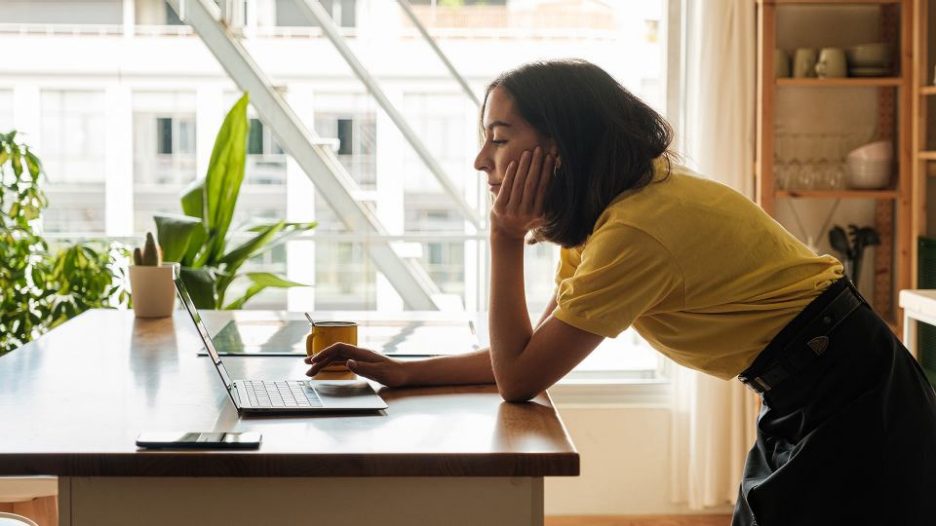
[738,277,867,394]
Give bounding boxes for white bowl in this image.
[846,158,891,189]
[847,140,892,162]
[846,43,893,68]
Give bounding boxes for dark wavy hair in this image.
[483,59,674,248]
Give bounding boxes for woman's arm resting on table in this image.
[487,148,604,402]
[305,297,562,388]
[489,230,603,403]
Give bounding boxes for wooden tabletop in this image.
[0,309,578,478]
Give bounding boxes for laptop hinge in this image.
[229,383,244,407]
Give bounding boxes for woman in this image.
[306,59,936,525]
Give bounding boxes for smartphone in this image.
[135,431,262,449]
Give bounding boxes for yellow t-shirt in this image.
[552,162,844,379]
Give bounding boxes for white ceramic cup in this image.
[793,48,818,78]
[816,48,848,78]
[129,263,179,318]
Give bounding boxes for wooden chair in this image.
[0,478,56,526]
[0,512,39,526]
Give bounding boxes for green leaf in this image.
[245,221,317,233]
[10,148,22,178]
[179,266,217,309]
[154,214,203,263]
[204,92,249,263]
[180,176,205,221]
[217,220,285,270]
[250,222,317,256]
[23,149,41,181]
[223,272,308,310]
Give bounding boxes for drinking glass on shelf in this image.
[828,134,847,190]
[774,133,791,190]
[792,133,815,190]
[815,134,844,190]
[786,133,804,191]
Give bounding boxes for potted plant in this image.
[0,131,130,355]
[129,232,178,318]
[154,93,316,309]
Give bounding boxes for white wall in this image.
[545,404,733,516]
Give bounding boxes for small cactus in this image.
[133,232,163,266]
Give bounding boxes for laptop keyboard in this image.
[242,380,324,408]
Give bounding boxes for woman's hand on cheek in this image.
[490,146,554,241]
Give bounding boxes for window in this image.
[314,94,377,189]
[132,91,197,233]
[337,119,353,155]
[12,0,670,379]
[40,90,107,234]
[275,0,357,28]
[245,118,286,186]
[0,0,122,24]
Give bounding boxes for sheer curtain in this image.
[669,0,759,510]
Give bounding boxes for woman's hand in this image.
[304,344,410,388]
[490,146,554,240]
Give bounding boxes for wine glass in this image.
[792,133,815,190]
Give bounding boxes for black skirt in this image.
[732,278,936,526]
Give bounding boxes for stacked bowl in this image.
[845,43,892,77]
[846,140,892,189]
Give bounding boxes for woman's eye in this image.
[491,139,507,145]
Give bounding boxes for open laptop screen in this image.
[174,277,234,391]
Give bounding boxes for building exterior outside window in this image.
[40,90,107,234]
[0,0,668,374]
[133,91,198,233]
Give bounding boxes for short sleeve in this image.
[553,224,683,338]
[554,246,579,287]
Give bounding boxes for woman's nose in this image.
[473,149,490,173]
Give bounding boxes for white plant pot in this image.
[129,263,179,318]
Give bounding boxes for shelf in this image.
[919,151,936,160]
[761,0,901,4]
[775,189,898,199]
[776,78,902,88]
[921,86,936,96]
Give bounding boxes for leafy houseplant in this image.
[129,232,178,318]
[0,131,130,355]
[154,93,316,309]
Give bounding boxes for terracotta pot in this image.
[129,263,179,318]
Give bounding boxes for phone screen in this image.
[136,431,262,449]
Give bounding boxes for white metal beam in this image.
[296,0,483,230]
[396,0,481,108]
[168,0,442,310]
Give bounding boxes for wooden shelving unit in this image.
[912,0,934,282]
[775,189,900,199]
[777,77,903,86]
[756,0,914,326]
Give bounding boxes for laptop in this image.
[175,277,388,414]
[204,316,479,357]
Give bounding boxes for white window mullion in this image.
[105,84,133,236]
[286,84,317,311]
[12,85,41,153]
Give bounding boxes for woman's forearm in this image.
[488,231,534,395]
[404,348,496,386]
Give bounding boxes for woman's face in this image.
[474,86,555,197]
